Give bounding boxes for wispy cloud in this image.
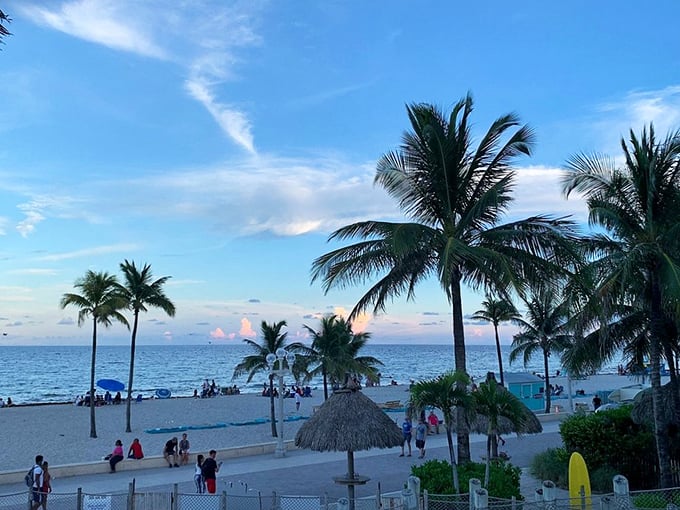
[19,1,262,153]
[7,268,58,276]
[20,0,166,59]
[37,243,139,261]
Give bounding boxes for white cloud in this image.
[37,243,139,262]
[20,0,166,59]
[20,1,263,153]
[594,86,680,154]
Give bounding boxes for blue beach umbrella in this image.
[96,379,125,392]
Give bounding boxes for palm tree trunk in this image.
[269,375,277,437]
[494,325,505,386]
[125,311,139,433]
[484,432,491,488]
[445,425,460,493]
[662,343,680,424]
[451,277,470,464]
[89,320,98,438]
[543,348,551,414]
[323,367,329,401]
[650,274,673,488]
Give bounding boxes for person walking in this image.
[30,455,44,510]
[415,418,427,458]
[399,417,412,457]
[201,450,221,494]
[40,461,52,510]
[179,433,190,465]
[108,440,124,473]
[194,454,206,493]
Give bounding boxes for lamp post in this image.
[266,348,296,458]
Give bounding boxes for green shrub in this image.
[530,448,569,488]
[589,465,618,493]
[558,405,657,488]
[411,459,522,500]
[632,493,668,509]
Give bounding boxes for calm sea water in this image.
[0,343,623,405]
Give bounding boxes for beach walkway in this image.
[0,422,564,501]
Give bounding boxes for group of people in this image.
[74,391,122,407]
[162,434,191,468]
[27,455,51,510]
[0,396,13,407]
[105,438,144,472]
[399,416,429,459]
[261,383,312,399]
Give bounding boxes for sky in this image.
[1,1,680,346]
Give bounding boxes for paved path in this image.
[0,422,564,501]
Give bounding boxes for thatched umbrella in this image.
[466,407,543,435]
[295,381,403,510]
[631,383,678,426]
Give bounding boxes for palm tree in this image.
[471,296,519,386]
[562,124,680,488]
[509,284,576,413]
[409,371,472,493]
[471,373,528,487]
[0,9,11,45]
[60,271,128,438]
[118,260,175,433]
[232,321,306,437]
[303,314,382,400]
[311,94,579,462]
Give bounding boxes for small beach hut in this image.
[503,372,545,412]
[295,380,402,510]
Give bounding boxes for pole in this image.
[275,374,285,457]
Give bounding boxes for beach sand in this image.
[0,373,657,473]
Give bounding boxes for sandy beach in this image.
[0,373,657,474]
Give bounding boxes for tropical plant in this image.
[471,374,528,487]
[409,371,472,492]
[562,124,680,487]
[311,94,580,462]
[118,260,175,433]
[510,284,576,413]
[60,270,128,438]
[0,9,10,45]
[471,297,519,385]
[232,321,306,437]
[303,314,382,400]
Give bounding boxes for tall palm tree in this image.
[232,321,306,437]
[471,374,528,487]
[409,371,472,493]
[60,271,128,438]
[118,260,175,433]
[563,124,680,488]
[471,296,519,386]
[509,284,575,413]
[311,94,579,462]
[0,9,11,45]
[303,314,382,400]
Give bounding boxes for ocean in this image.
[0,343,623,405]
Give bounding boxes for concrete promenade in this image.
[0,422,565,501]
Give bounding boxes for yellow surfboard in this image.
[568,452,592,510]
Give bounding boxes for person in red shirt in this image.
[127,438,144,459]
[427,411,440,434]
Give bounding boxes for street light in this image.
[266,348,296,458]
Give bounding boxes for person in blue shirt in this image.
[399,417,412,457]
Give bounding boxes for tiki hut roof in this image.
[295,383,403,452]
[631,382,678,426]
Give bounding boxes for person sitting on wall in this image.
[427,411,440,434]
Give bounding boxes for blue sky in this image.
[2,1,680,346]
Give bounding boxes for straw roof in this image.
[631,383,679,426]
[295,384,403,452]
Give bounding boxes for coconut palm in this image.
[303,315,382,400]
[118,260,175,433]
[509,284,576,413]
[232,321,306,437]
[60,271,128,438]
[471,296,519,386]
[409,371,472,493]
[0,9,11,45]
[311,95,579,462]
[562,124,680,487]
[471,373,528,488]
